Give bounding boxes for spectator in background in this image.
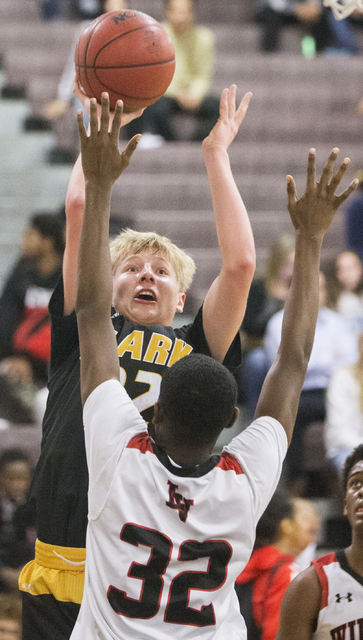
[132,0,220,145]
[325,330,363,472]
[0,449,35,595]
[265,271,358,495]
[255,0,360,54]
[0,212,64,424]
[235,491,320,640]
[0,594,22,640]
[325,250,363,341]
[239,234,295,417]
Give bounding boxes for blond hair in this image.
[110,228,196,293]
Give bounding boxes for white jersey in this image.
[70,379,287,640]
[312,550,363,640]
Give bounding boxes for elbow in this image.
[66,190,85,219]
[228,252,256,284]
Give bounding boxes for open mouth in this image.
[136,291,156,301]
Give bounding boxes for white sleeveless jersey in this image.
[312,550,363,640]
[70,379,287,640]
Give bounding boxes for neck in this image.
[273,540,297,557]
[345,537,363,576]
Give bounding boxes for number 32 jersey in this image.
[70,379,288,640]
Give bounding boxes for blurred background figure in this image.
[325,250,363,341]
[131,0,220,145]
[255,0,360,54]
[0,449,35,596]
[0,594,22,640]
[265,271,357,496]
[238,234,295,418]
[325,330,363,472]
[235,491,320,640]
[0,212,64,425]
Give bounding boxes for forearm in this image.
[203,147,255,274]
[76,181,113,317]
[63,154,86,315]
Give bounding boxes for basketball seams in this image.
[78,59,176,71]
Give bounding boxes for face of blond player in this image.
[112,251,185,326]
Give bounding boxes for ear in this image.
[225,406,239,430]
[176,292,186,314]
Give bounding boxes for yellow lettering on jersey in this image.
[168,339,193,367]
[117,331,143,360]
[144,333,172,365]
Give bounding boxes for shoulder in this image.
[281,564,322,618]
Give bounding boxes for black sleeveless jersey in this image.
[28,277,241,548]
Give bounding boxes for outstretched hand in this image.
[77,92,141,188]
[202,85,252,152]
[73,76,145,127]
[287,148,358,237]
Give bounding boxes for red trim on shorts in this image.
[126,432,154,453]
[312,552,337,609]
[217,452,244,474]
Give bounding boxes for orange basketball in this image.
[75,10,176,111]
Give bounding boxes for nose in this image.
[139,264,155,282]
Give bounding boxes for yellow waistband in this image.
[35,539,86,572]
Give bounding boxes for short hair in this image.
[158,353,237,444]
[30,212,65,254]
[109,228,196,293]
[342,444,363,491]
[255,491,294,548]
[0,448,31,475]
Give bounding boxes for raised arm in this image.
[63,80,144,316]
[276,566,321,640]
[76,94,140,406]
[202,85,256,362]
[255,148,358,443]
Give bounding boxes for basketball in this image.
[75,10,176,111]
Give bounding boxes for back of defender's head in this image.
[343,444,363,491]
[158,354,238,444]
[109,228,195,293]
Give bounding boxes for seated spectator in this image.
[265,271,358,495]
[325,250,363,340]
[325,330,363,472]
[129,0,220,145]
[0,449,35,595]
[235,491,320,640]
[255,0,360,54]
[0,213,64,424]
[0,593,22,640]
[239,234,295,416]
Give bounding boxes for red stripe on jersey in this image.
[126,432,154,454]
[312,552,337,610]
[217,452,244,474]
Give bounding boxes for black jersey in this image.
[29,277,241,549]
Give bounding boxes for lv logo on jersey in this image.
[166,480,194,523]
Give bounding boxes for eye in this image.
[158,268,167,275]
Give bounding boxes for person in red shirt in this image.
[235,491,320,640]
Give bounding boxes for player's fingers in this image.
[77,109,87,142]
[227,84,237,119]
[335,178,359,208]
[219,88,229,119]
[235,91,252,127]
[89,97,99,135]
[286,175,298,207]
[122,134,142,164]
[306,148,316,191]
[100,92,110,134]
[111,100,123,141]
[328,157,350,194]
[318,147,339,191]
